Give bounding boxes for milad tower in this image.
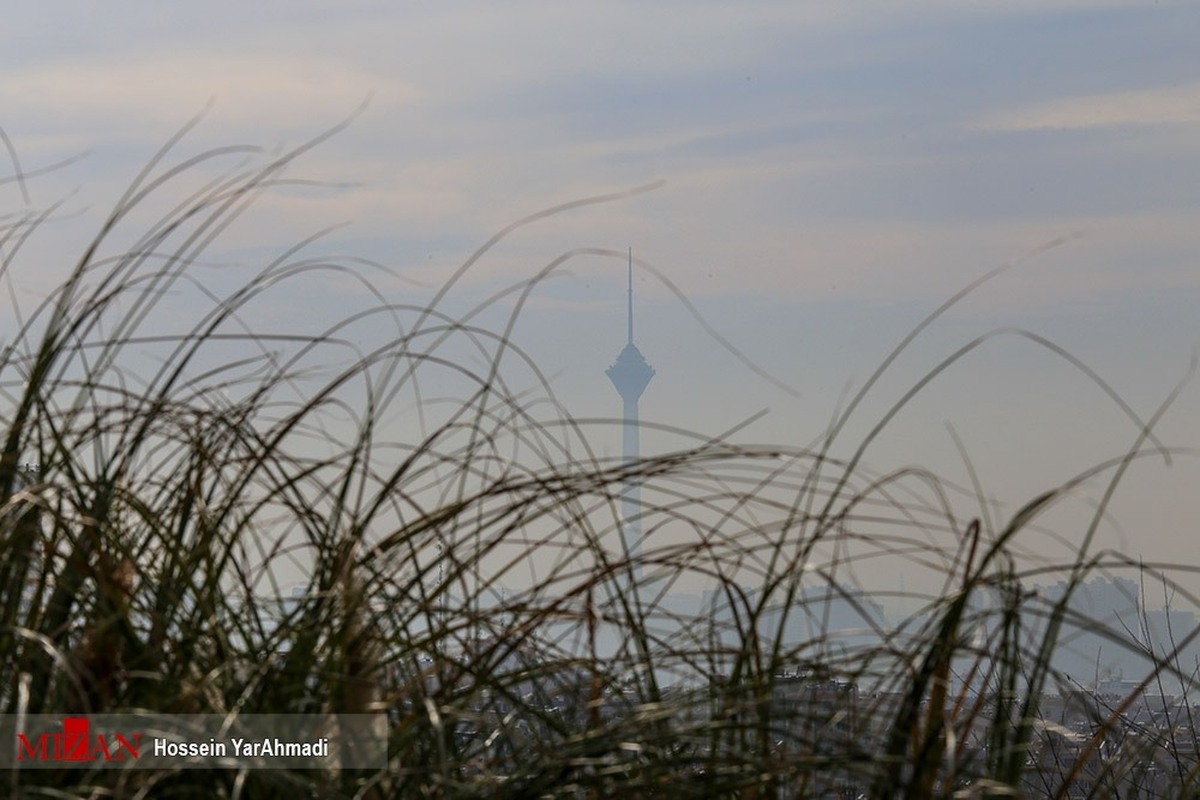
[606,249,655,577]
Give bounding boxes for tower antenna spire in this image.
[627,247,634,344]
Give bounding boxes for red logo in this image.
[17,718,141,762]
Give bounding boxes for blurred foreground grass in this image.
[1,126,1197,798]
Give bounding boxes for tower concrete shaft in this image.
[606,250,654,570]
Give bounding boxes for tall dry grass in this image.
[1,122,1197,798]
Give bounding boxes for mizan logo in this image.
[17,718,141,763]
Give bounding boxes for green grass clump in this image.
[1,124,1197,799]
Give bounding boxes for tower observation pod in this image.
[606,249,654,577]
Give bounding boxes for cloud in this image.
[0,51,416,143]
[977,83,1200,132]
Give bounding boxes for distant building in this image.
[606,249,654,578]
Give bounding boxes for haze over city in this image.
[7,4,1200,795]
[4,2,1198,600]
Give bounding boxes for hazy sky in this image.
[3,2,1198,597]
